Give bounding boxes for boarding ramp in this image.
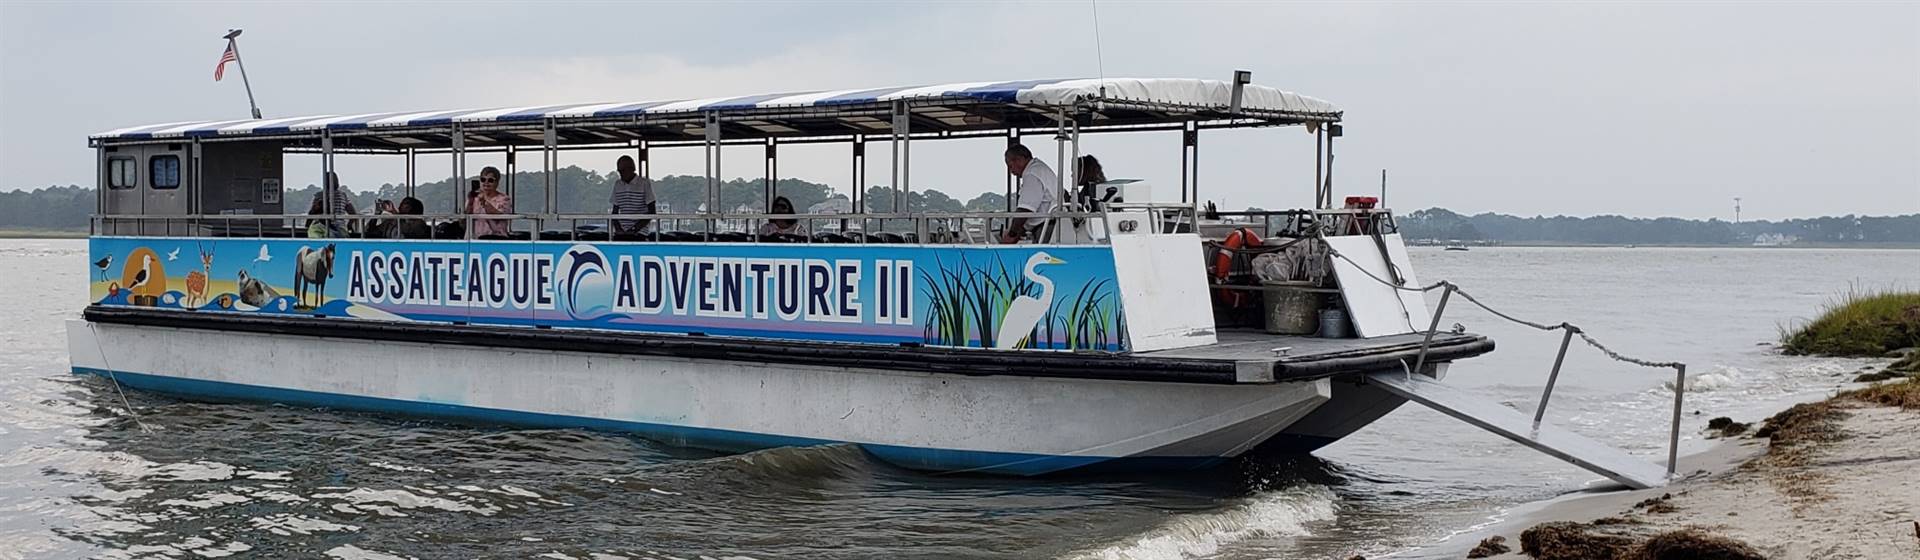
[1364,372,1670,489]
[1325,240,1685,490]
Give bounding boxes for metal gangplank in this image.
[1323,242,1687,490]
[1365,372,1671,489]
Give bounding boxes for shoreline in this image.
[1408,379,1919,560]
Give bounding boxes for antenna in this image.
[1733,197,1742,224]
[1091,0,1107,97]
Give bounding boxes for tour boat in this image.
[67,76,1505,476]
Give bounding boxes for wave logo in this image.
[555,244,616,320]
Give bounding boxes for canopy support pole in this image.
[404,148,416,199]
[637,140,649,180]
[891,100,909,214]
[189,139,203,218]
[1005,129,1020,212]
[764,138,777,211]
[851,135,865,215]
[320,132,335,217]
[451,124,465,233]
[1314,127,1325,209]
[505,145,516,202]
[543,119,557,227]
[704,112,720,237]
[1055,108,1068,195]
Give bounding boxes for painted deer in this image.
[293,244,336,309]
[183,244,213,308]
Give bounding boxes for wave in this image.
[643,443,879,486]
[1663,365,1743,393]
[1066,484,1338,560]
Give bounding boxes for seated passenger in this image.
[999,143,1058,244]
[757,196,809,237]
[609,155,656,235]
[465,166,513,239]
[368,196,430,239]
[307,172,357,238]
[1074,154,1118,210]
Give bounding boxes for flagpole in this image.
[223,29,262,119]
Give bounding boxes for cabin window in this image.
[107,157,137,189]
[150,155,181,189]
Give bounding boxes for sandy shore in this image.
[1414,395,1919,560]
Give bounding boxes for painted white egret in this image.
[993,252,1066,349]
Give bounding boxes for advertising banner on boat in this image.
[87,237,1128,351]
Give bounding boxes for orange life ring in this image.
[1214,228,1262,307]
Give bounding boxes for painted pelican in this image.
[993,252,1066,350]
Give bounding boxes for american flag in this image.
[214,43,237,82]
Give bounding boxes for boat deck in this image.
[1138,329,1493,381]
[83,307,1493,385]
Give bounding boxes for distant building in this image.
[1753,233,1798,247]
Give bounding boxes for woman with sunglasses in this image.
[465,167,513,239]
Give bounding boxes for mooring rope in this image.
[85,322,152,433]
[1324,247,1685,372]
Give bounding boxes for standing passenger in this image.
[308,172,357,237]
[609,155,656,235]
[466,166,513,238]
[999,143,1058,244]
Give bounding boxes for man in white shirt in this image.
[609,155,656,234]
[1000,143,1058,244]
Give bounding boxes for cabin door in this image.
[142,144,191,236]
[101,151,144,236]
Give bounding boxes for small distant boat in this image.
[1443,245,1469,252]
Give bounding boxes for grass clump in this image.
[1779,289,1920,357]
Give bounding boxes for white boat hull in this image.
[67,320,1332,475]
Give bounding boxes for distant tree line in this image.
[1400,207,1920,245]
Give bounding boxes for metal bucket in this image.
[1262,281,1322,335]
[1318,308,1352,339]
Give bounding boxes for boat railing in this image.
[89,205,1199,245]
[1203,208,1399,239]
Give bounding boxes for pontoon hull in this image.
[67,320,1334,475]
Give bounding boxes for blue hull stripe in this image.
[73,367,1223,475]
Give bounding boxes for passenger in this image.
[609,155,656,235]
[368,196,430,239]
[308,172,357,238]
[465,166,513,239]
[999,143,1058,244]
[757,196,809,237]
[1074,154,1116,210]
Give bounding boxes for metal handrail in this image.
[89,207,1195,245]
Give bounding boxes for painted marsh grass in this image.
[919,253,1126,350]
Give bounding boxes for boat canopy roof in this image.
[90,77,1340,149]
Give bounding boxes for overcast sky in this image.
[3,2,1915,220]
